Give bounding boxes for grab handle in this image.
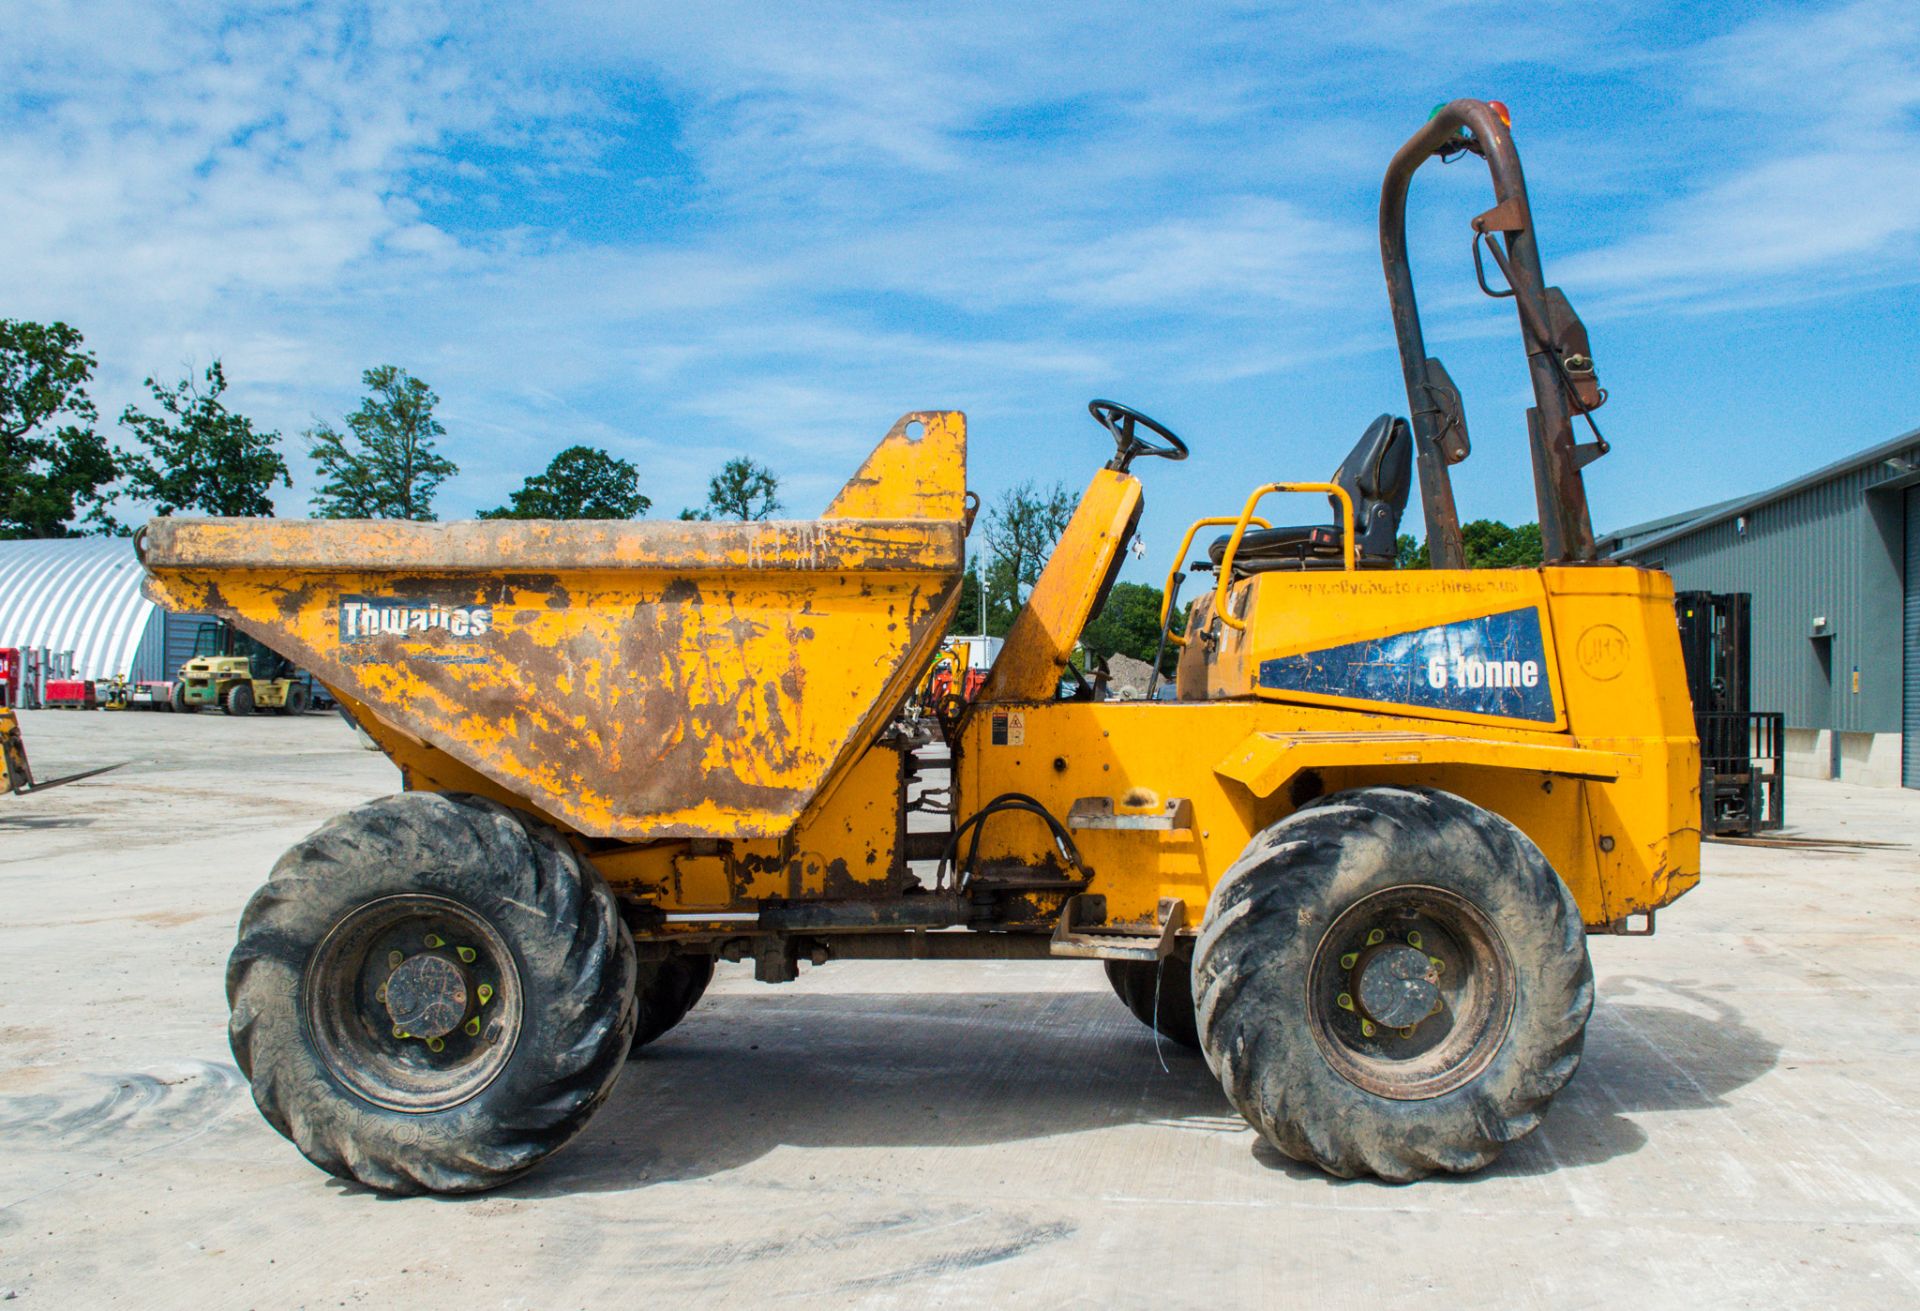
[1213,483,1357,632]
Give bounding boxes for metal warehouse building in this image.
[0,537,209,684]
[1602,426,1920,789]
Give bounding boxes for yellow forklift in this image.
[141,100,1698,1194]
[171,620,311,717]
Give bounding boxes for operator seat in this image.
[1207,414,1411,573]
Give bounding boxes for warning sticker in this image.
[990,710,1025,747]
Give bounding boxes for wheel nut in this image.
[464,1017,481,1037]
[1360,1019,1376,1037]
[424,934,445,949]
[426,1036,445,1053]
[457,946,477,963]
[1340,952,1358,969]
[392,1025,408,1039]
[477,983,494,1006]
[1407,931,1423,949]
[1399,1025,1417,1039]
[388,950,404,968]
[1337,992,1355,1011]
[1366,929,1385,946]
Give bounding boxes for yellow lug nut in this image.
[426,1037,445,1053]
[1340,952,1358,970]
[388,950,404,968]
[1360,1019,1376,1037]
[1430,956,1445,972]
[1336,992,1354,1011]
[464,1017,481,1037]
[392,1025,408,1039]
[477,983,494,1005]
[1399,1025,1417,1039]
[1407,931,1423,949]
[424,934,445,949]
[1366,929,1385,946]
[457,946,477,964]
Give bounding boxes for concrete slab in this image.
[2,708,1917,1307]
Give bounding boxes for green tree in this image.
[480,445,650,520]
[1396,521,1542,569]
[980,479,1074,631]
[308,366,457,520]
[120,360,289,516]
[0,319,118,537]
[680,455,782,521]
[949,560,988,636]
[1080,580,1171,668]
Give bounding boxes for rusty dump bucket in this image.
[139,413,967,841]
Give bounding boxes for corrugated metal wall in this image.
[1635,438,1918,736]
[0,538,165,680]
[1905,486,1919,788]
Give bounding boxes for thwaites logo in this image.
[339,597,493,642]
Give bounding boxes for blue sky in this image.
[4,1,1917,573]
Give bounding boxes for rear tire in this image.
[277,686,310,717]
[227,792,637,1194]
[224,682,255,716]
[627,954,717,1056]
[1104,955,1200,1050]
[1193,786,1592,1182]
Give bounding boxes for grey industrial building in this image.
[1602,426,1920,789]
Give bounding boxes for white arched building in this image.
[0,537,209,683]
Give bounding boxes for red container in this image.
[0,648,17,708]
[44,678,97,710]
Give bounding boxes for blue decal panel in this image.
[1257,607,1555,722]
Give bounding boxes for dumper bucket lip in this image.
[136,517,961,575]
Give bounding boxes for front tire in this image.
[227,792,637,1194]
[627,954,716,1055]
[1104,955,1200,1050]
[1193,787,1592,1182]
[224,681,255,716]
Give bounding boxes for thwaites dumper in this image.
[141,102,1698,1194]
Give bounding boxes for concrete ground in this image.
[2,708,1917,1308]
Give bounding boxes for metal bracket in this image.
[1050,895,1186,961]
[1066,796,1194,832]
[1598,910,1656,937]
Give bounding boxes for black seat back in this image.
[1331,414,1411,564]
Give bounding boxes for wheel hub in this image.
[1353,942,1439,1029]
[384,951,468,1040]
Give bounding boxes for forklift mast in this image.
[1380,98,1611,568]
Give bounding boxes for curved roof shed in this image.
[0,537,169,680]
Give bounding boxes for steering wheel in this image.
[1088,399,1189,473]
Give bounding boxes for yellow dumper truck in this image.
[140,101,1698,1194]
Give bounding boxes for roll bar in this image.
[1381,99,1609,566]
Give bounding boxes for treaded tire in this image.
[1104,955,1200,1050]
[227,792,637,1194]
[627,953,716,1055]
[1193,786,1592,1182]
[224,682,254,716]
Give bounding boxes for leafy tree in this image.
[1396,521,1543,569]
[979,479,1074,631]
[308,366,457,520]
[0,319,118,537]
[680,455,782,521]
[949,560,988,636]
[480,445,650,520]
[1081,580,1174,669]
[120,360,289,516]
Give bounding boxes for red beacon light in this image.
[1487,100,1512,127]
